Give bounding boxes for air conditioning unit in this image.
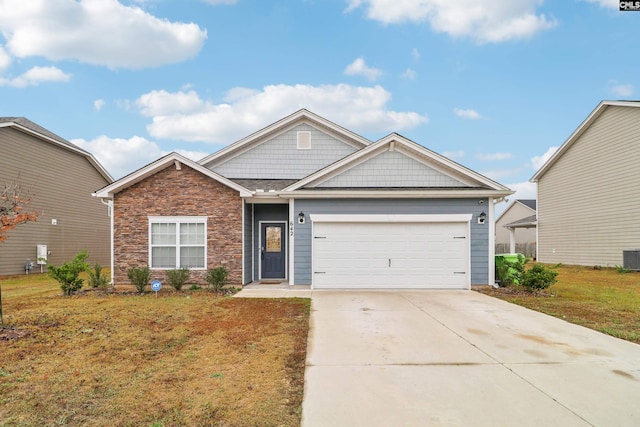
[622,250,640,271]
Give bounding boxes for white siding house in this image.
[531,101,640,267]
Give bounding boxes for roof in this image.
[229,178,298,191]
[531,100,640,182]
[94,152,252,198]
[504,214,537,228]
[518,199,536,210]
[199,109,371,169]
[283,132,512,196]
[0,117,113,183]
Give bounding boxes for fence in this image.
[495,242,537,259]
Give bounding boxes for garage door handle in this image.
[314,271,326,274]
[454,272,466,274]
[389,258,391,267]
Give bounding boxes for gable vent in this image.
[297,131,311,149]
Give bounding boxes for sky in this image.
[0,0,636,213]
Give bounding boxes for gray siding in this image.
[293,198,489,285]
[252,204,288,281]
[495,203,536,247]
[211,124,358,179]
[316,150,466,188]
[538,106,640,266]
[0,127,111,276]
[243,201,253,284]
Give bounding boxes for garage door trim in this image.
[311,214,472,290]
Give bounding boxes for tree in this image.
[0,181,39,328]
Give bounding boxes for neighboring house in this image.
[532,100,640,266]
[94,110,512,289]
[495,199,537,256]
[0,117,113,276]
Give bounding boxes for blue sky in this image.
[0,0,635,210]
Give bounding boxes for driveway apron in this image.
[301,290,640,427]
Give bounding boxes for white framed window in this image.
[297,131,311,149]
[148,216,207,269]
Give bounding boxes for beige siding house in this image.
[531,101,640,266]
[495,199,536,255]
[0,118,113,276]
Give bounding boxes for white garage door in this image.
[312,215,470,289]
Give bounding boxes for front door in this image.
[261,223,286,279]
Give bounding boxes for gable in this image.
[314,149,467,188]
[209,123,360,179]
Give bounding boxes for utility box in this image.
[37,245,48,265]
[623,250,640,271]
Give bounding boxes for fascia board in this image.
[94,153,252,198]
[3,121,114,183]
[530,100,640,182]
[198,109,371,168]
[310,214,473,223]
[278,189,514,199]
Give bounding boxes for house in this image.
[531,100,640,266]
[94,110,512,289]
[495,199,537,257]
[0,117,113,276]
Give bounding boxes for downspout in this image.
[490,197,508,287]
[100,198,114,285]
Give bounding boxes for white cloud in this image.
[610,82,634,97]
[476,152,514,161]
[442,150,464,160]
[480,168,523,181]
[345,0,556,43]
[0,0,207,69]
[495,180,537,216]
[582,0,618,8]
[94,99,105,111]
[411,48,420,60]
[531,146,558,170]
[402,68,416,79]
[135,84,428,143]
[0,46,11,70]
[72,135,208,179]
[0,66,71,87]
[454,108,483,120]
[344,57,383,82]
[202,0,238,4]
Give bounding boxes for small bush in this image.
[127,266,151,293]
[521,263,558,291]
[615,265,631,274]
[48,250,90,296]
[167,268,190,291]
[88,264,110,290]
[189,284,201,291]
[206,266,229,293]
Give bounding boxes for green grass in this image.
[480,264,640,343]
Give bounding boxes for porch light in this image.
[478,211,487,224]
[298,211,305,224]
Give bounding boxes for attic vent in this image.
[297,131,311,149]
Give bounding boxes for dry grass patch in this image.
[479,264,640,344]
[0,274,310,426]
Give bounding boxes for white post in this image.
[509,227,516,253]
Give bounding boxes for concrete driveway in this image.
[300,290,640,427]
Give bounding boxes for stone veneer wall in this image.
[113,164,243,286]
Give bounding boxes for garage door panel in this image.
[313,221,469,289]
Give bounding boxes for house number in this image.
[289,221,294,236]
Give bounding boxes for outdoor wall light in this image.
[298,211,305,224]
[478,211,487,224]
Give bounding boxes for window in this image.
[149,216,207,269]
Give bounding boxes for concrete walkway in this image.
[236,289,640,426]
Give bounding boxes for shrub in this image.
[88,263,110,290]
[616,265,631,274]
[521,263,558,291]
[206,266,229,293]
[167,268,190,291]
[127,266,151,293]
[48,250,90,296]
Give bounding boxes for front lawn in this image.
[479,264,640,344]
[0,274,310,426]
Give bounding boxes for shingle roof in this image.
[518,199,537,210]
[229,178,299,191]
[504,214,537,228]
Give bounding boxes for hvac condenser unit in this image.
[622,250,640,271]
